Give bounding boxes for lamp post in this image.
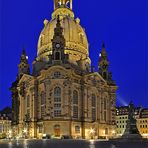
[8,130,12,140]
[89,128,95,139]
[23,128,27,139]
[112,130,116,138]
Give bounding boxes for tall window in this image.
[92,94,96,121]
[73,90,78,105]
[0,124,3,133]
[101,98,103,120]
[41,92,45,118]
[54,87,61,117]
[38,125,43,133]
[105,128,108,135]
[92,94,96,107]
[27,95,30,108]
[73,106,78,118]
[104,99,107,110]
[73,90,78,118]
[41,92,45,105]
[26,95,30,117]
[104,111,107,121]
[104,98,107,122]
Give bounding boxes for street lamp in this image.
[89,128,95,139]
[7,130,12,140]
[112,130,116,138]
[23,128,27,133]
[23,128,27,139]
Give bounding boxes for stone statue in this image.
[122,101,142,139]
[128,101,136,123]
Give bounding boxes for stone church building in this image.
[11,0,117,139]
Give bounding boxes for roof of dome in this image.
[37,1,90,64]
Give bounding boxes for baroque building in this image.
[10,0,117,139]
[0,114,11,139]
[137,108,148,138]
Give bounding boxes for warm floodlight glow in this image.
[112,130,115,134]
[89,128,95,134]
[23,128,27,133]
[9,130,12,134]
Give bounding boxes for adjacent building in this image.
[116,104,148,138]
[10,0,117,139]
[137,108,148,138]
[0,114,11,139]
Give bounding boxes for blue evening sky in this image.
[0,0,147,109]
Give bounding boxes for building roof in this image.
[0,114,11,120]
[116,106,142,116]
[140,108,148,118]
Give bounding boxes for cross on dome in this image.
[54,0,73,10]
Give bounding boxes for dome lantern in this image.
[52,0,74,19]
[54,0,73,10]
[37,0,91,66]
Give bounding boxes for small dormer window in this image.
[54,71,61,78]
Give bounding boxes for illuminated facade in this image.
[0,114,11,139]
[137,109,148,138]
[11,0,117,139]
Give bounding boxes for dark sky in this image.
[0,0,148,110]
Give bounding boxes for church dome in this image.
[37,0,90,65]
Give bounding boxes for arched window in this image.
[104,98,107,110]
[54,87,61,101]
[104,98,107,121]
[26,95,30,117]
[92,94,96,107]
[73,90,78,105]
[41,91,45,118]
[55,52,60,60]
[100,98,103,120]
[27,95,30,108]
[92,94,96,121]
[41,92,45,105]
[73,90,79,118]
[54,87,62,117]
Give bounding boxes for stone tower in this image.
[18,49,30,79]
[98,43,114,85]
